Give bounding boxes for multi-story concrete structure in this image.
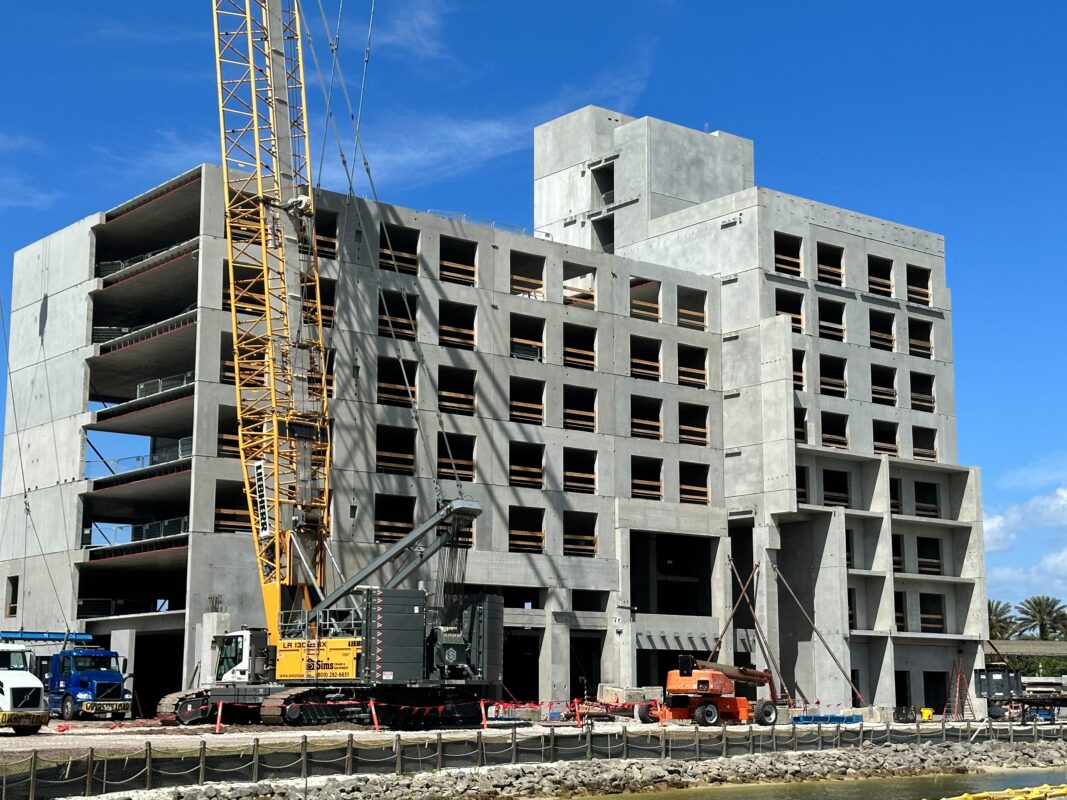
[0,106,986,716]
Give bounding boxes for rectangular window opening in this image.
[509,313,544,361]
[873,420,899,457]
[774,232,802,275]
[890,478,902,515]
[775,290,803,333]
[592,163,615,206]
[374,494,415,544]
[563,448,597,494]
[796,466,809,504]
[563,385,596,431]
[509,441,545,489]
[563,262,596,309]
[679,462,710,505]
[894,590,907,631]
[793,349,805,390]
[630,277,661,321]
[631,456,663,501]
[592,217,614,254]
[439,301,477,350]
[909,318,933,359]
[677,286,707,330]
[510,251,545,298]
[376,357,417,407]
[819,355,847,398]
[678,343,708,388]
[919,593,945,633]
[630,336,661,381]
[438,366,475,416]
[5,576,18,617]
[915,481,941,519]
[679,402,710,446]
[379,222,419,274]
[437,432,475,482]
[867,255,893,297]
[509,377,545,425]
[630,395,663,440]
[439,235,477,286]
[794,407,807,443]
[869,310,895,351]
[822,411,849,449]
[913,426,938,462]
[817,242,844,285]
[312,210,339,259]
[906,265,931,306]
[916,536,943,576]
[823,469,850,508]
[375,425,416,475]
[509,506,545,554]
[818,299,845,341]
[563,511,598,557]
[910,372,936,412]
[378,291,418,340]
[871,364,897,406]
[563,323,596,370]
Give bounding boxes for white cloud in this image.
[998,451,1067,493]
[374,0,454,63]
[328,48,653,192]
[90,128,218,182]
[0,167,60,210]
[986,485,1067,601]
[983,486,1067,552]
[0,133,41,153]
[82,22,203,46]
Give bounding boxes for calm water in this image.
[632,768,1067,800]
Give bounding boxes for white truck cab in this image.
[0,644,48,734]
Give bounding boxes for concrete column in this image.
[752,524,781,700]
[710,536,734,666]
[810,509,852,707]
[539,588,570,703]
[109,628,136,712]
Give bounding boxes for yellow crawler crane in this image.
[212,0,341,678]
[157,1,499,727]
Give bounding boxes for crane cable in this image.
[300,0,468,504]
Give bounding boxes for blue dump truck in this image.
[46,649,131,720]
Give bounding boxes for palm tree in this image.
[1014,595,1067,641]
[988,599,1018,640]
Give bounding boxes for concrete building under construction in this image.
[0,106,987,715]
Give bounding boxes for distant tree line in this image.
[989,596,1067,676]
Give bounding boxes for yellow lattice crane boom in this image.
[212,0,331,642]
[153,0,500,727]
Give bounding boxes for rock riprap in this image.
[97,738,1067,800]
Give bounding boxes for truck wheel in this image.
[634,702,654,724]
[693,702,719,726]
[12,726,41,736]
[753,700,778,726]
[61,695,78,721]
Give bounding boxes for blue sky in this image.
[1,2,1064,603]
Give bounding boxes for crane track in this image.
[155,690,204,725]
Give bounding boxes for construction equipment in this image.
[0,644,49,735]
[156,1,501,727]
[651,655,779,726]
[45,648,131,720]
